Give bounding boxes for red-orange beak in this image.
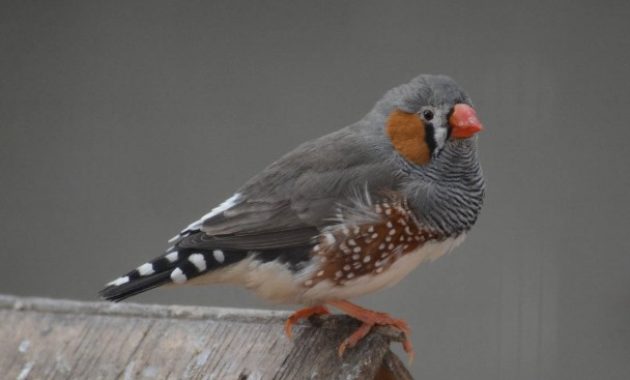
[449,104,484,139]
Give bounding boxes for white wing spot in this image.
[170,268,187,284]
[213,249,225,263]
[137,263,155,276]
[181,193,241,233]
[188,253,207,272]
[363,255,371,263]
[165,251,179,263]
[107,276,129,287]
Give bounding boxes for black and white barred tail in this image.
[99,247,247,302]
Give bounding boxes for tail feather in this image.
[99,248,247,302]
[99,271,172,302]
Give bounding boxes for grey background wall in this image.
[1,1,629,379]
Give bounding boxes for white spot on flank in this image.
[213,249,225,263]
[368,226,374,233]
[343,265,351,271]
[317,270,325,277]
[107,276,129,287]
[335,271,343,279]
[348,239,356,246]
[363,256,371,263]
[170,268,187,284]
[137,263,155,276]
[353,246,361,253]
[323,232,335,244]
[188,254,207,272]
[165,251,178,262]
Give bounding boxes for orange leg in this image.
[328,300,414,361]
[284,305,330,339]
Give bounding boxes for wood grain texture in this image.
[0,295,413,379]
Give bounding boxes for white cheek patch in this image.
[433,126,448,152]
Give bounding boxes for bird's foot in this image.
[328,300,414,362]
[284,305,330,339]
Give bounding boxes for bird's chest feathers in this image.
[386,109,431,166]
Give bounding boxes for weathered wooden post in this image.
[0,294,412,379]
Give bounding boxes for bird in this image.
[100,74,485,359]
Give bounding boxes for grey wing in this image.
[172,123,400,251]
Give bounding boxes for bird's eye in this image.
[422,110,434,121]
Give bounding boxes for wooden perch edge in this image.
[0,294,413,380]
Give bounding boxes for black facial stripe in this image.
[424,122,438,155]
[446,107,454,140]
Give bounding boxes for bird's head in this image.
[376,74,483,166]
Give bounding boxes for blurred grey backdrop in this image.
[1,1,629,379]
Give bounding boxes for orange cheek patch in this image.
[386,109,431,165]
